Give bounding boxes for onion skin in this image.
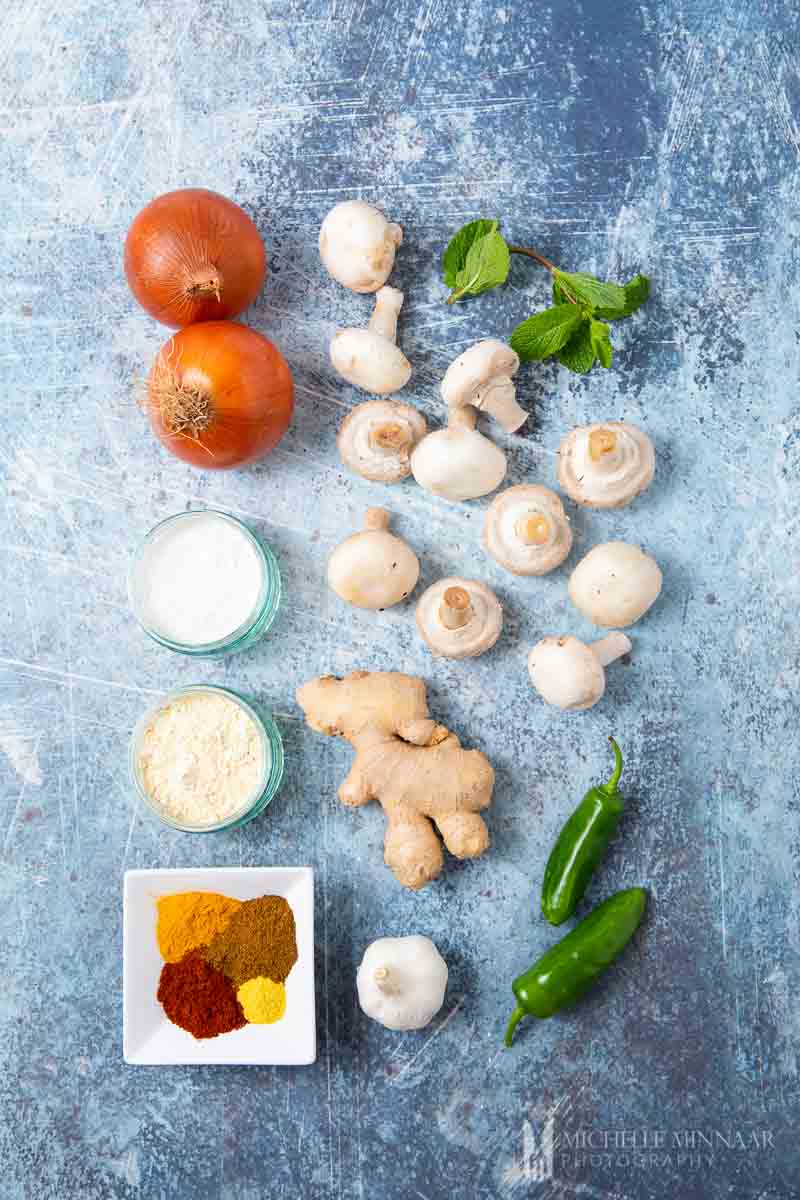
[147,322,293,470]
[124,189,267,328]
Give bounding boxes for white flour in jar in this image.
[137,691,265,826]
[131,512,263,646]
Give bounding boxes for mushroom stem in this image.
[369,422,412,454]
[439,586,473,630]
[514,513,551,546]
[473,377,528,433]
[364,506,391,532]
[591,632,632,668]
[368,286,403,342]
[373,965,395,993]
[588,427,619,463]
[447,405,478,431]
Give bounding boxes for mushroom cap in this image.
[569,541,662,628]
[416,577,503,660]
[440,339,525,433]
[483,484,573,576]
[337,400,427,483]
[410,426,507,502]
[528,635,605,711]
[440,339,519,405]
[327,510,419,609]
[330,328,412,396]
[319,200,403,293]
[557,420,655,509]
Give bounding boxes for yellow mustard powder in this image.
[157,892,243,962]
[237,976,287,1024]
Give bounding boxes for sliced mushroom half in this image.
[416,578,503,660]
[337,400,427,483]
[557,420,655,509]
[483,484,573,576]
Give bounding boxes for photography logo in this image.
[504,1114,555,1185]
[502,1093,778,1190]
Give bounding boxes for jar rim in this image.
[128,509,280,656]
[129,684,284,832]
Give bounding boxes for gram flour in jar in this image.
[132,512,263,646]
[137,691,265,826]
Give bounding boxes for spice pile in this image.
[155,891,298,1038]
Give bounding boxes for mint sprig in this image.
[553,270,626,313]
[594,273,650,319]
[442,220,510,303]
[441,217,650,374]
[557,321,596,374]
[508,305,584,361]
[442,219,497,288]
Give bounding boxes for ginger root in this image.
[296,671,494,890]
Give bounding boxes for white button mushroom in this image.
[357,935,448,1030]
[410,409,507,502]
[440,339,528,433]
[416,577,503,660]
[528,632,632,711]
[327,507,420,610]
[557,420,655,509]
[337,399,427,483]
[329,285,412,396]
[319,199,403,293]
[569,541,663,628]
[483,484,573,576]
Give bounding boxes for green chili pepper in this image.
[541,737,625,926]
[505,887,647,1046]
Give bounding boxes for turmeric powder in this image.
[237,976,286,1024]
[157,892,242,962]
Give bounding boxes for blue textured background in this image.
[1,2,799,1197]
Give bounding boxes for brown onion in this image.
[146,322,293,469]
[124,189,267,328]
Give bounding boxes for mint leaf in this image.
[449,224,510,302]
[553,269,627,313]
[590,320,613,368]
[622,273,650,314]
[509,305,584,361]
[552,279,571,305]
[595,273,650,320]
[556,321,596,373]
[442,219,498,288]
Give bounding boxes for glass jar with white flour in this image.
[128,509,280,656]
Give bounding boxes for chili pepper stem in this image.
[504,1005,527,1047]
[602,737,623,795]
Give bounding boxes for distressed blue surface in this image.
[1,2,799,1197]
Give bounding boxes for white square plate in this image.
[123,866,316,1065]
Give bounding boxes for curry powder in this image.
[204,895,297,988]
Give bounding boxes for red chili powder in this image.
[157,950,246,1038]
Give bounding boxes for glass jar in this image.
[128,510,281,657]
[130,685,284,832]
